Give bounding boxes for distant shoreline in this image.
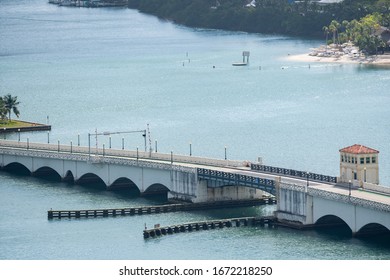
[286,53,390,66]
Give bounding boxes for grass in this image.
[0,120,39,129]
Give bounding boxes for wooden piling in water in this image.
[47,198,276,220]
[143,216,276,239]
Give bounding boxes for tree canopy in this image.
[127,0,390,38]
[0,95,20,123]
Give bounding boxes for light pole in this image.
[189,142,192,156]
[155,139,158,153]
[224,146,227,160]
[88,129,148,160]
[306,172,310,192]
[348,180,352,197]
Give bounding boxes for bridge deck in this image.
[1,139,389,209]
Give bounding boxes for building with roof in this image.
[339,144,379,185]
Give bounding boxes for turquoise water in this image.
[0,0,389,260]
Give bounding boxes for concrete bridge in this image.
[1,139,389,236]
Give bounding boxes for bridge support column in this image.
[275,184,313,227]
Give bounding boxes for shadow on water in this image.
[312,224,390,251]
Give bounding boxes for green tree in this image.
[0,97,8,123]
[3,94,20,122]
[329,20,341,45]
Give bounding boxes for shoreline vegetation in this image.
[47,1,390,67]
[125,0,390,66]
[0,120,51,133]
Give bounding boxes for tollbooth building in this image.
[339,144,379,186]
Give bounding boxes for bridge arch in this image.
[144,183,170,197]
[76,173,107,189]
[3,162,31,176]
[108,177,141,195]
[33,166,62,182]
[356,223,390,236]
[315,215,351,230]
[63,170,75,183]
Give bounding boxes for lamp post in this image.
[88,128,148,160]
[348,180,352,197]
[224,146,227,160]
[155,139,158,153]
[306,172,310,192]
[189,142,192,156]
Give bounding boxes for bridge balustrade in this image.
[250,163,337,184]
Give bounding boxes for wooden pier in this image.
[143,216,276,239]
[47,197,276,220]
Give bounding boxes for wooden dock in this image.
[47,197,276,220]
[143,216,276,239]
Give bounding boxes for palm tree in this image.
[323,25,330,45]
[3,94,20,122]
[329,20,341,45]
[0,97,7,122]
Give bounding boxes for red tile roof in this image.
[339,144,379,154]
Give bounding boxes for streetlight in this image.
[224,146,227,160]
[189,142,192,156]
[88,129,148,160]
[348,180,352,197]
[306,172,310,192]
[155,139,158,153]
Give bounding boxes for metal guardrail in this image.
[250,163,337,184]
[0,139,245,169]
[197,168,276,195]
[279,183,390,213]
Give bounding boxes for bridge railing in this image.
[250,163,337,184]
[0,139,246,168]
[197,168,276,195]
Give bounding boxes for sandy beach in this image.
[286,52,390,65]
